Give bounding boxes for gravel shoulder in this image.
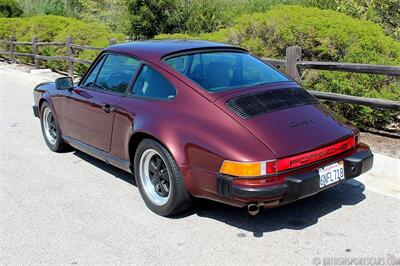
[361,132,400,159]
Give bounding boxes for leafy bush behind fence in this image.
[0,15,124,73]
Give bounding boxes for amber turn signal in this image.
[219,160,277,177]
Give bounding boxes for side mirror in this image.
[55,77,74,90]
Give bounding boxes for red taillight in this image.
[266,160,277,175]
[276,137,354,172]
[220,136,356,178]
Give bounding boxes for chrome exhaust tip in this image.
[247,203,260,216]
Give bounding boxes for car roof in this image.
[105,39,247,63]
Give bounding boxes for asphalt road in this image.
[1,64,399,265]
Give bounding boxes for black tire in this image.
[134,139,192,216]
[40,101,68,152]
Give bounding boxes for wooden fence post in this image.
[66,36,74,77]
[286,45,302,82]
[109,38,117,45]
[32,36,39,69]
[9,36,16,63]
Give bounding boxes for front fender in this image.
[34,82,65,132]
[34,82,55,115]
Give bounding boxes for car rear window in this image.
[164,51,289,92]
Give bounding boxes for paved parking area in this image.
[1,64,399,265]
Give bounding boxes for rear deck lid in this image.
[215,84,355,158]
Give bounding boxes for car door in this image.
[62,53,141,152]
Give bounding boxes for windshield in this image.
[164,51,290,92]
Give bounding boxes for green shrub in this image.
[157,5,400,131]
[15,0,43,16]
[178,0,231,34]
[0,0,22,17]
[335,0,400,40]
[43,0,66,16]
[0,15,124,74]
[16,0,127,32]
[126,0,398,40]
[125,0,231,38]
[76,0,129,33]
[221,0,337,19]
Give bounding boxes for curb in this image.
[347,153,400,199]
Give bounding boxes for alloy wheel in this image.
[139,149,171,205]
[42,107,57,145]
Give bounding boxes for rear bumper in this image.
[217,149,373,204]
[32,105,39,118]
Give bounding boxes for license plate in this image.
[318,161,345,188]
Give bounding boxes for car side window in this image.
[93,54,141,94]
[81,55,106,88]
[130,66,176,99]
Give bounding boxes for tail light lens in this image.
[220,136,355,178]
[220,160,276,177]
[220,161,261,177]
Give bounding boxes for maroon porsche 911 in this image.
[33,40,373,216]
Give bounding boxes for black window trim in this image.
[79,53,107,89]
[89,54,108,91]
[79,52,106,87]
[125,63,177,101]
[78,51,143,96]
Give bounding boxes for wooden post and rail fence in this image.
[0,36,399,111]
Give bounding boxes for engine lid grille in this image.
[226,88,318,119]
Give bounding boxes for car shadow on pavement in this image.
[191,182,366,237]
[73,150,366,238]
[73,151,136,186]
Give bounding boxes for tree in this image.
[0,0,23,17]
[126,0,181,39]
